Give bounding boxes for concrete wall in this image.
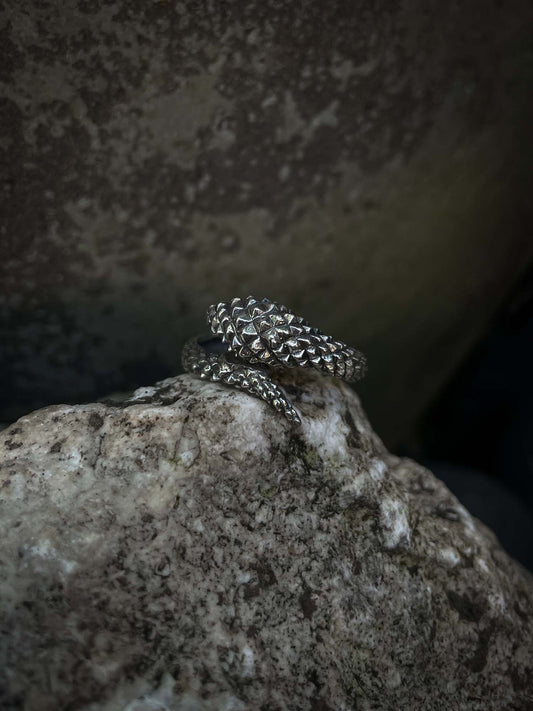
[1,0,532,443]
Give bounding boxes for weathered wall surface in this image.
[1,0,532,441]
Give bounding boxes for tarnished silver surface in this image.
[182,296,367,424]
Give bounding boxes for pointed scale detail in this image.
[182,296,367,425]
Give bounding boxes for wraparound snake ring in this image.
[182,296,367,425]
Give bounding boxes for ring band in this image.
[182,296,367,425]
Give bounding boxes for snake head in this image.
[207,296,304,368]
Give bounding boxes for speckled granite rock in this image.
[0,372,532,710]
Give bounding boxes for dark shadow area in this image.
[400,269,533,569]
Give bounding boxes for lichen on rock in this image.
[0,371,531,710]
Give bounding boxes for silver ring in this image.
[182,296,367,425]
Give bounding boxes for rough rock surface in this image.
[2,0,533,442]
[0,372,532,711]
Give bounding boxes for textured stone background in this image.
[1,0,533,442]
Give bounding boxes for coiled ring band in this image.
[182,296,367,425]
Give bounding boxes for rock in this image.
[2,0,533,444]
[427,462,533,571]
[0,372,531,711]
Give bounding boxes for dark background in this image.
[405,269,533,569]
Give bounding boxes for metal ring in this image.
[182,296,367,425]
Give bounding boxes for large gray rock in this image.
[1,0,533,443]
[0,372,531,710]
